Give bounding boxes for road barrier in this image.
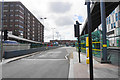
[3,46,60,59]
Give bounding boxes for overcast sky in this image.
[4,0,87,42]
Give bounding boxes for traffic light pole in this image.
[86,1,94,80]
[76,21,81,63]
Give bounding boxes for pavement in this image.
[69,47,120,79]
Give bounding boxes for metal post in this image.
[100,0,107,62]
[76,21,81,63]
[51,28,55,40]
[0,1,4,62]
[86,1,94,80]
[78,36,81,63]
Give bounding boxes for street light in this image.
[51,28,55,40]
[40,17,47,25]
[40,17,47,43]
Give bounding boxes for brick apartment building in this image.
[0,1,44,42]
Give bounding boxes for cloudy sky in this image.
[4,0,87,42]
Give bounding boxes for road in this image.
[2,47,74,79]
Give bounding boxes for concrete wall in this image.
[3,46,60,59]
[3,44,30,52]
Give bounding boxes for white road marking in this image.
[21,59,67,61]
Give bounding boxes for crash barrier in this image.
[3,46,60,59]
[3,44,30,52]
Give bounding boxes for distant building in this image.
[0,1,44,42]
[50,40,77,46]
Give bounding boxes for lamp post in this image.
[40,17,47,43]
[51,28,55,40]
[40,17,47,25]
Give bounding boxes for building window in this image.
[4,5,8,7]
[114,23,116,28]
[28,13,30,16]
[3,10,8,12]
[4,15,7,17]
[15,25,19,27]
[10,10,14,12]
[109,17,110,24]
[10,20,13,22]
[28,33,30,35]
[115,13,118,21]
[19,20,24,24]
[19,15,24,19]
[15,9,19,12]
[15,14,19,16]
[28,37,30,39]
[112,10,115,14]
[112,15,114,22]
[28,25,30,27]
[16,4,19,6]
[4,25,7,27]
[10,25,12,27]
[119,12,120,20]
[107,18,108,24]
[3,20,7,22]
[10,14,14,17]
[111,24,113,29]
[10,4,14,7]
[19,25,24,28]
[28,29,30,31]
[15,20,19,22]
[19,30,23,35]
[19,5,24,10]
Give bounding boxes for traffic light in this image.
[4,30,8,40]
[74,24,79,37]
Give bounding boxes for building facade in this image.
[106,5,120,47]
[97,4,120,47]
[1,1,44,42]
[50,40,77,46]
